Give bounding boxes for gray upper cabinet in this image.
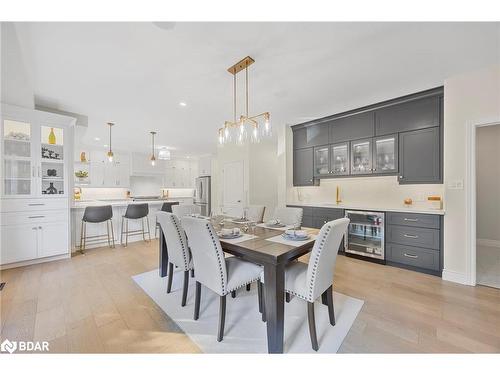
[373,134,398,174]
[313,146,330,177]
[330,142,350,176]
[375,96,440,136]
[350,138,373,175]
[398,127,441,184]
[293,124,329,149]
[329,111,375,143]
[293,147,315,186]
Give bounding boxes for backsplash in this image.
[79,187,128,200]
[161,188,195,198]
[287,176,444,210]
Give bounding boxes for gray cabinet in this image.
[373,134,398,174]
[350,138,373,175]
[330,142,349,176]
[329,111,375,143]
[398,127,440,184]
[293,124,329,149]
[313,146,330,177]
[375,96,440,135]
[293,148,315,186]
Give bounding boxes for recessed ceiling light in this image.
[94,137,100,141]
[103,144,108,148]
[179,102,187,107]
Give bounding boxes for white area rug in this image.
[133,269,364,353]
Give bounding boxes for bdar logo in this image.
[1,339,17,354]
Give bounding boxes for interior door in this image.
[223,160,244,217]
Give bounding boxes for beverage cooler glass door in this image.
[345,211,384,260]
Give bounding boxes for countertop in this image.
[287,202,445,215]
[71,198,186,209]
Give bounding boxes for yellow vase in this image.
[48,128,56,145]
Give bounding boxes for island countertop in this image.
[71,199,182,209]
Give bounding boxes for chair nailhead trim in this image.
[170,216,192,271]
[306,224,331,302]
[206,223,227,294]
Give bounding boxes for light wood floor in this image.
[1,239,499,353]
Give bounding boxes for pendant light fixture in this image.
[158,147,171,160]
[150,131,157,166]
[218,56,271,146]
[106,122,114,162]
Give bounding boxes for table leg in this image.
[158,227,168,278]
[263,262,285,353]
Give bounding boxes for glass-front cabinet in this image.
[2,119,34,196]
[373,135,398,174]
[1,111,69,198]
[330,142,349,175]
[313,146,330,177]
[351,138,372,174]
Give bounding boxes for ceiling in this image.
[13,22,500,157]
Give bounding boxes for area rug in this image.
[133,269,364,353]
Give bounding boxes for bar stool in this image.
[121,203,151,246]
[79,205,115,254]
[155,201,180,238]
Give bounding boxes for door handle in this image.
[403,234,419,239]
[403,218,418,222]
[403,253,418,259]
[28,203,45,206]
[28,215,45,219]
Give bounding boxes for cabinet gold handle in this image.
[403,218,418,222]
[404,253,418,259]
[404,234,418,239]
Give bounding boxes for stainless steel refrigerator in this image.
[194,176,211,216]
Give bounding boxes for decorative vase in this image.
[80,152,87,163]
[46,182,57,194]
[48,128,56,145]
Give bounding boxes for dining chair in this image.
[246,205,266,223]
[182,216,263,342]
[157,212,193,306]
[172,204,201,222]
[259,217,349,351]
[155,201,180,238]
[273,207,303,226]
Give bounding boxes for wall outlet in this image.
[448,180,464,190]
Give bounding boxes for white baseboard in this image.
[0,253,70,271]
[477,238,500,248]
[442,269,473,285]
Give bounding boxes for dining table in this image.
[158,216,319,354]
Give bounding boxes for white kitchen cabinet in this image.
[131,152,166,176]
[0,223,38,264]
[198,155,211,176]
[163,159,198,188]
[87,151,130,187]
[0,104,73,268]
[38,221,70,258]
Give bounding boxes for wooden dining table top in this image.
[212,217,319,265]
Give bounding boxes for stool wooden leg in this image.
[125,219,129,247]
[80,221,85,254]
[141,218,146,242]
[120,218,124,246]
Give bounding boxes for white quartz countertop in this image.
[71,199,184,209]
[287,202,445,215]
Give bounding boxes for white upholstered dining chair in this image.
[259,217,349,351]
[156,212,193,307]
[172,204,201,221]
[182,216,263,342]
[246,205,266,223]
[273,207,303,226]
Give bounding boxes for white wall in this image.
[1,23,34,108]
[476,125,500,243]
[443,65,500,284]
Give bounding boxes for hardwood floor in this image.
[1,239,499,353]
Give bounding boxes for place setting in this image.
[216,226,258,244]
[266,228,317,246]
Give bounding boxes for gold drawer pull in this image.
[404,234,418,239]
[404,253,418,259]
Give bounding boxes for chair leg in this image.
[325,285,335,326]
[125,219,129,247]
[147,217,151,242]
[260,282,266,322]
[257,281,263,313]
[217,295,227,342]
[79,220,85,254]
[110,219,115,248]
[166,262,174,293]
[181,270,189,307]
[106,220,111,248]
[246,283,251,291]
[142,218,146,242]
[321,290,328,306]
[286,292,291,303]
[231,290,236,298]
[120,217,124,246]
[194,281,201,320]
[190,269,195,278]
[82,222,87,254]
[307,302,319,351]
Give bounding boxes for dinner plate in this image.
[282,233,310,241]
[218,232,243,239]
[266,223,286,228]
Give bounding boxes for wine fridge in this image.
[345,210,385,260]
